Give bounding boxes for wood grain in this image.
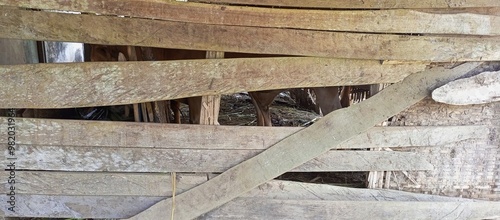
[2,8,500,61]
[4,145,432,172]
[0,58,426,108]
[126,63,484,219]
[1,1,499,35]
[189,0,500,9]
[0,118,488,150]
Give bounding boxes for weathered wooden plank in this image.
[202,199,500,220]
[0,58,426,108]
[2,1,499,35]
[4,145,432,172]
[0,117,488,149]
[1,195,498,219]
[190,0,500,9]
[0,38,38,65]
[126,63,484,219]
[2,8,500,61]
[0,171,472,202]
[432,70,500,105]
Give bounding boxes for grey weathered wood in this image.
[201,199,500,220]
[3,145,432,172]
[0,38,38,65]
[0,58,426,108]
[0,117,487,149]
[126,63,484,219]
[432,70,500,105]
[189,0,500,9]
[2,8,500,62]
[1,194,498,219]
[2,1,499,35]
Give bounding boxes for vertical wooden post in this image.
[190,51,223,125]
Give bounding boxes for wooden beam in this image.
[432,70,500,105]
[0,58,426,108]
[1,8,500,61]
[189,0,500,9]
[0,117,488,149]
[4,145,432,172]
[1,1,499,35]
[2,195,499,219]
[126,63,484,219]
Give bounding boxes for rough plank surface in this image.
[0,58,426,108]
[2,1,499,35]
[2,8,500,61]
[201,199,500,220]
[3,145,432,172]
[432,70,500,105]
[1,195,498,219]
[126,63,484,219]
[189,0,500,9]
[0,117,488,149]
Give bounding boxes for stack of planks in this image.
[1,0,500,219]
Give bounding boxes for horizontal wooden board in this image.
[2,8,500,61]
[5,145,432,172]
[1,195,497,219]
[189,0,500,9]
[0,118,489,149]
[432,70,500,105]
[2,1,499,35]
[0,58,426,108]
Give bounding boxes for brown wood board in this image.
[1,1,499,35]
[0,58,426,108]
[2,8,500,61]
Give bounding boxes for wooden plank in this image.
[126,63,484,219]
[432,70,500,105]
[2,1,499,35]
[189,0,500,9]
[3,145,432,172]
[2,8,500,61]
[0,58,426,108]
[1,195,498,219]
[0,117,488,149]
[0,171,473,202]
[202,199,500,220]
[0,38,38,65]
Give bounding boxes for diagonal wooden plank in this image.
[5,145,432,172]
[126,63,485,219]
[0,118,488,150]
[1,194,499,219]
[0,58,426,108]
[1,8,500,61]
[1,1,499,35]
[189,0,500,9]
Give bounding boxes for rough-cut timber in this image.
[126,63,484,219]
[5,145,432,172]
[432,70,500,105]
[2,1,499,35]
[0,118,489,150]
[0,58,426,108]
[190,0,500,9]
[2,195,498,219]
[2,8,500,61]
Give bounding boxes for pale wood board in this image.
[432,70,500,105]
[189,0,500,9]
[2,8,500,61]
[126,63,484,219]
[1,194,498,219]
[0,58,426,108]
[2,1,499,35]
[3,145,432,172]
[0,117,488,149]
